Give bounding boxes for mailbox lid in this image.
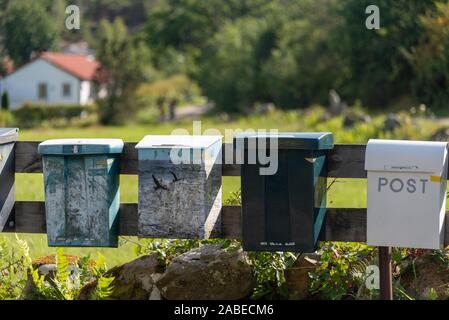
[234,132,333,150]
[0,128,19,145]
[136,135,222,149]
[38,138,124,155]
[365,139,448,174]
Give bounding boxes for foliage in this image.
[249,251,297,299]
[2,1,59,66]
[0,236,29,299]
[262,0,344,108]
[309,242,376,300]
[0,234,114,300]
[196,18,268,113]
[143,0,449,112]
[28,249,115,300]
[333,0,440,108]
[12,104,94,128]
[136,74,201,120]
[0,110,14,127]
[405,2,449,110]
[95,17,153,125]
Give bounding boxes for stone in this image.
[156,245,255,300]
[430,127,449,142]
[77,254,165,300]
[256,103,276,115]
[342,112,371,128]
[328,89,347,116]
[283,253,319,299]
[383,113,402,131]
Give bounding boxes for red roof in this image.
[40,52,99,80]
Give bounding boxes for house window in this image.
[62,83,71,97]
[38,83,48,100]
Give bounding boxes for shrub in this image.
[12,103,94,128]
[309,242,376,300]
[136,74,202,122]
[0,110,15,127]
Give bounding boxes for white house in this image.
[0,52,100,109]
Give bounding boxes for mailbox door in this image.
[242,149,316,252]
[367,171,445,249]
[44,155,119,247]
[0,142,15,231]
[138,159,208,238]
[365,139,448,249]
[137,139,222,239]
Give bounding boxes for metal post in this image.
[378,246,393,300]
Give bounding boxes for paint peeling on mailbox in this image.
[136,135,222,239]
[366,139,448,249]
[235,132,334,252]
[39,139,124,247]
[0,128,19,231]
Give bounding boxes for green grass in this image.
[1,107,440,266]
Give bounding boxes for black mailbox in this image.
[235,132,334,252]
[0,128,19,231]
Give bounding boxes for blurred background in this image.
[1,0,449,300]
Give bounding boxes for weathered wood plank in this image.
[327,144,366,178]
[14,142,365,178]
[5,201,449,245]
[15,141,42,173]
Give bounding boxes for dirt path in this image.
[175,104,213,119]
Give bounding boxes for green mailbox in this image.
[235,132,334,252]
[0,128,18,231]
[38,139,124,247]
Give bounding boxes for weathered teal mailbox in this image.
[235,132,334,252]
[0,128,19,231]
[38,139,124,247]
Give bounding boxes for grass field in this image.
[0,108,435,266]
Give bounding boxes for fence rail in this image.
[6,141,449,245]
[15,142,367,177]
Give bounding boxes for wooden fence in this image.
[3,141,449,246]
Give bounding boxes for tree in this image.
[3,1,59,66]
[145,0,277,76]
[95,18,151,125]
[196,18,267,113]
[405,2,449,110]
[262,0,344,108]
[333,0,440,108]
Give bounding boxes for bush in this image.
[0,110,15,127]
[12,103,94,128]
[136,74,202,122]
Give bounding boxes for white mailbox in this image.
[365,139,448,249]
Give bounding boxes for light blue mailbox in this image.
[38,139,124,247]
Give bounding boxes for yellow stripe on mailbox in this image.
[430,175,442,183]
